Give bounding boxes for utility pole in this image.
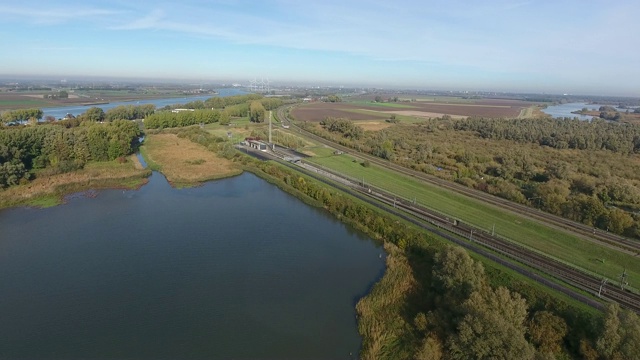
[598,278,608,297]
[492,223,495,236]
[269,111,272,145]
[619,268,629,291]
[470,230,474,241]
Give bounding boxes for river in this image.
[41,88,246,119]
[0,172,385,358]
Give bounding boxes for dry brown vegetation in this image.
[0,155,149,209]
[143,133,241,185]
[357,121,394,131]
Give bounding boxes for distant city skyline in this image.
[1,1,638,97]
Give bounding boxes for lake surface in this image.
[41,88,246,119]
[541,102,627,120]
[0,172,385,358]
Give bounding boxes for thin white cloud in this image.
[110,8,165,30]
[0,5,121,25]
[3,0,639,88]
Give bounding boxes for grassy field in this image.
[0,155,149,210]
[397,95,476,103]
[0,94,57,110]
[0,99,51,108]
[305,152,640,284]
[141,133,242,186]
[203,117,254,142]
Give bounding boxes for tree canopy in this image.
[0,120,141,188]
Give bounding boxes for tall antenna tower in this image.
[249,78,258,92]
[248,78,270,93]
[269,111,272,146]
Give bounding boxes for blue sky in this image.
[0,0,638,96]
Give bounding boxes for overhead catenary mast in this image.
[269,110,273,150]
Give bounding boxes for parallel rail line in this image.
[271,105,640,312]
[277,105,640,255]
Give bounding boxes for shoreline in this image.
[0,93,219,112]
[0,155,151,211]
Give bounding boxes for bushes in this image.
[144,109,224,129]
[0,120,141,188]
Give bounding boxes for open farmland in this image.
[291,102,390,122]
[0,94,54,110]
[0,90,199,111]
[402,100,527,117]
[293,98,538,122]
[0,92,118,111]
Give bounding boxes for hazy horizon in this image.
[1,1,638,97]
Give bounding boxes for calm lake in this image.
[0,172,385,358]
[541,102,628,120]
[41,88,246,119]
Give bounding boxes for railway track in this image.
[272,105,640,312]
[277,105,640,254]
[369,190,640,312]
[257,141,640,312]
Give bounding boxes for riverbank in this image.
[226,143,601,359]
[0,92,217,111]
[0,155,151,210]
[140,132,242,188]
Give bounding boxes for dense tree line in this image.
[453,117,640,154]
[259,97,284,110]
[302,116,640,238]
[320,117,364,140]
[104,104,156,121]
[145,95,281,127]
[143,109,229,129]
[203,93,263,109]
[324,94,342,102]
[156,94,273,112]
[0,120,141,188]
[1,108,43,123]
[43,90,68,99]
[223,103,250,118]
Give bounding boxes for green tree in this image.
[83,107,105,122]
[325,94,342,103]
[415,335,443,360]
[249,101,266,123]
[219,111,230,125]
[534,179,570,214]
[596,303,640,360]
[432,246,485,296]
[528,311,568,355]
[448,286,535,360]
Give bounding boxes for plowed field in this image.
[293,98,532,122]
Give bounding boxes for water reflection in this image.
[0,172,384,358]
